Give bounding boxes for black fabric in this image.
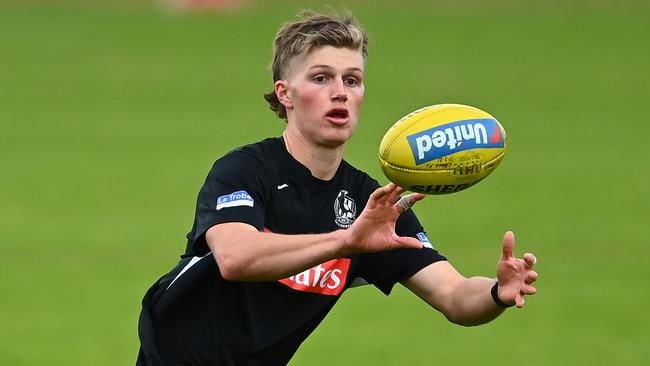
[137,137,446,366]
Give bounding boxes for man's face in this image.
[282,46,365,148]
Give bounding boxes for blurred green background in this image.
[1,0,648,365]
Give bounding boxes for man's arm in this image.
[207,223,348,281]
[401,231,538,326]
[206,183,426,281]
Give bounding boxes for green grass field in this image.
[1,1,649,365]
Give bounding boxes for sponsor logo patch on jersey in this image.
[216,190,254,210]
[278,258,351,296]
[417,232,433,249]
[407,118,505,165]
[334,190,356,228]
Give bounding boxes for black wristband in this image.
[491,281,514,308]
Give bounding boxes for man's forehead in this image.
[308,64,364,73]
[286,46,364,76]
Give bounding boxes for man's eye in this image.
[314,75,328,83]
[345,78,359,86]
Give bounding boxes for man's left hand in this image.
[496,231,538,308]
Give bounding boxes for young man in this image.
[137,12,538,366]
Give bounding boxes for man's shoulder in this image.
[203,137,283,183]
[212,137,282,168]
[226,137,283,162]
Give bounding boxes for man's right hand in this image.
[342,183,426,255]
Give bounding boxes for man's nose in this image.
[330,78,348,102]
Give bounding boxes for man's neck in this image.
[283,130,345,181]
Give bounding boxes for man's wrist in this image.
[334,229,355,257]
[491,281,514,308]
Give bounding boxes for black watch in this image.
[491,281,514,308]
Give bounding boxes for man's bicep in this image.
[206,222,259,252]
[401,261,465,313]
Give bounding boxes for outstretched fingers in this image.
[515,293,526,308]
[370,184,388,201]
[370,183,399,203]
[369,184,392,208]
[370,183,420,211]
[524,252,537,270]
[394,193,426,213]
[501,231,515,260]
[387,184,407,204]
[521,284,537,295]
[394,235,424,249]
[525,271,538,284]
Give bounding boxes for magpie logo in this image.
[334,189,356,228]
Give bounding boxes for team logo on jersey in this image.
[216,190,254,210]
[278,258,351,296]
[334,190,356,228]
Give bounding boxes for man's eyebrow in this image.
[308,64,364,73]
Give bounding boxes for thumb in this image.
[501,231,515,260]
[395,235,424,249]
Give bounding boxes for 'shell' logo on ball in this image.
[407,118,504,165]
[279,258,351,296]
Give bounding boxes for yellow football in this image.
[378,104,507,194]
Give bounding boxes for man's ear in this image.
[275,80,293,110]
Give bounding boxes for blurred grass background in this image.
[1,0,649,365]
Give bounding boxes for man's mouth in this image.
[325,108,349,124]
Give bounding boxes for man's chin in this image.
[319,131,354,149]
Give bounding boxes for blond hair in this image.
[263,11,369,120]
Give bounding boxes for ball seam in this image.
[379,149,506,173]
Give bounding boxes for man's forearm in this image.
[208,225,350,281]
[446,276,505,326]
